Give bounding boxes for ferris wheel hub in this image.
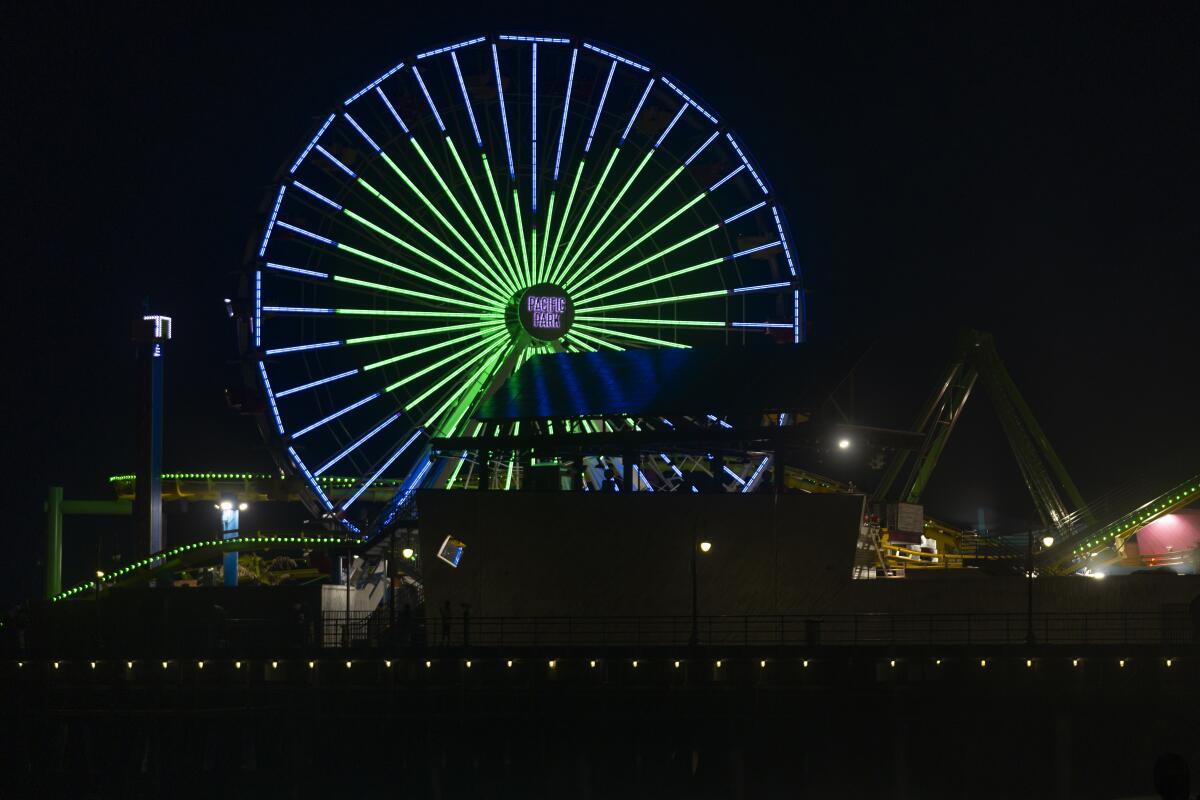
[515,283,574,343]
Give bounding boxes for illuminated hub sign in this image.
[517,283,574,341]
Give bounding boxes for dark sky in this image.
[4,2,1197,603]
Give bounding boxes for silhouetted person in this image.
[601,465,617,492]
[439,600,452,646]
[1153,753,1190,800]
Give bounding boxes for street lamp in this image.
[1041,535,1055,548]
[401,547,415,560]
[837,438,851,450]
[690,535,712,646]
[699,541,712,554]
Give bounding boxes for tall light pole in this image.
[690,535,712,647]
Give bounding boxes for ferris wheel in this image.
[245,33,804,535]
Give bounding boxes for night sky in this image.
[4,2,1196,603]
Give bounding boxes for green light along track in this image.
[248,33,805,535]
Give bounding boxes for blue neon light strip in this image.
[731,280,791,294]
[290,114,335,174]
[395,456,434,507]
[708,164,745,192]
[586,61,616,153]
[728,239,780,259]
[254,270,262,347]
[266,262,328,278]
[343,113,381,153]
[315,145,356,177]
[731,322,792,329]
[621,78,654,144]
[276,369,358,398]
[654,103,687,149]
[726,133,767,194]
[706,414,733,429]
[723,200,766,225]
[451,52,482,147]
[315,412,401,476]
[743,456,770,492]
[342,429,423,510]
[794,289,801,343]
[292,392,380,439]
[275,220,336,246]
[288,446,334,510]
[411,67,446,132]
[723,465,747,486]
[258,185,286,257]
[262,306,335,314]
[659,76,718,123]
[633,464,655,491]
[344,61,405,105]
[771,206,797,276]
[259,362,285,435]
[660,418,674,428]
[531,42,538,212]
[375,87,410,133]
[554,49,577,180]
[492,44,515,178]
[264,340,341,356]
[499,35,571,43]
[685,130,720,166]
[416,37,486,60]
[293,181,343,211]
[582,42,649,71]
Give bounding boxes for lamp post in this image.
[690,535,712,647]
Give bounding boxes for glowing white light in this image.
[838,439,851,450]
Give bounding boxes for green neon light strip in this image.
[445,422,482,488]
[363,325,506,371]
[331,275,494,311]
[567,330,622,351]
[333,237,492,307]
[531,229,539,287]
[537,192,556,283]
[568,196,710,295]
[425,343,511,433]
[335,308,498,319]
[575,236,723,303]
[556,149,655,288]
[417,340,511,429]
[412,139,516,296]
[407,335,509,410]
[446,138,521,293]
[513,189,531,286]
[483,154,523,287]
[548,148,621,285]
[386,328,509,393]
[546,160,585,282]
[579,288,728,314]
[577,316,724,328]
[345,320,497,346]
[574,323,692,349]
[563,167,688,291]
[352,180,508,305]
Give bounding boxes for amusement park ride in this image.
[44,33,1198,603]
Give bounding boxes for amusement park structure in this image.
[39,32,1197,606]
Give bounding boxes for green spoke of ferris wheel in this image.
[351,181,508,306]
[412,137,516,294]
[387,327,510,395]
[531,229,539,287]
[566,330,622,352]
[555,148,656,288]
[335,223,499,307]
[577,288,728,314]
[335,307,500,320]
[375,153,504,294]
[545,160,585,282]
[512,189,531,286]
[446,139,521,293]
[362,324,507,371]
[407,333,510,412]
[574,324,691,349]
[425,342,514,434]
[547,148,621,285]
[576,316,724,329]
[562,166,688,291]
[445,421,484,488]
[536,191,557,283]
[567,194,710,295]
[345,319,500,347]
[573,229,722,303]
[482,154,523,285]
[578,255,726,306]
[331,274,497,312]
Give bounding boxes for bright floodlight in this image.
[401,547,415,560]
[1041,535,1055,548]
[837,439,851,450]
[1092,571,1106,580]
[699,541,712,553]
[238,502,249,511]
[219,500,233,511]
